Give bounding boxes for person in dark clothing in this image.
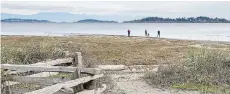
[157,30,160,38]
[145,29,148,36]
[128,29,131,37]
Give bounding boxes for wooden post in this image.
[2,69,11,94]
[5,81,11,94]
[72,52,83,67]
[72,52,84,93]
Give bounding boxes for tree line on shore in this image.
[123,16,230,23]
[1,16,230,23]
[1,18,53,23]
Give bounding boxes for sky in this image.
[1,1,230,20]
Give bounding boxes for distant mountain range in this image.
[1,12,143,22]
[1,12,230,23]
[123,16,230,23]
[1,18,118,23]
[76,19,118,23]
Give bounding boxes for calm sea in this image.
[1,23,230,42]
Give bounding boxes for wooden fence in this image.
[1,52,106,94]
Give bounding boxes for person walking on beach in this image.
[127,29,131,37]
[145,29,148,36]
[157,30,160,38]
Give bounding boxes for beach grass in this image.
[172,83,230,93]
[1,35,230,93]
[1,35,202,66]
[1,36,66,64]
[144,48,230,93]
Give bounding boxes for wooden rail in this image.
[3,58,73,86]
[1,52,106,94]
[8,58,73,74]
[3,76,71,85]
[25,74,103,94]
[1,64,101,74]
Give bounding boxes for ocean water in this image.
[1,23,230,41]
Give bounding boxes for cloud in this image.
[1,1,230,19]
[1,2,76,13]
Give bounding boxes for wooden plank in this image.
[62,74,103,89]
[98,65,127,71]
[80,68,101,75]
[8,58,73,74]
[3,58,72,87]
[25,74,103,94]
[27,72,59,77]
[76,84,107,94]
[5,72,59,86]
[1,64,76,72]
[3,65,101,87]
[32,58,73,66]
[5,69,100,86]
[7,76,71,85]
[1,64,101,74]
[26,83,63,94]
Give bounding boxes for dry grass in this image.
[1,36,66,64]
[2,35,230,66]
[1,35,230,93]
[1,35,202,66]
[144,48,230,93]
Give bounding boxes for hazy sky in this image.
[2,1,230,19]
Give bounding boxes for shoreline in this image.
[1,34,230,44]
[2,22,230,24]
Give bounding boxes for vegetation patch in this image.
[144,48,230,93]
[1,36,197,65]
[12,83,41,90]
[172,83,218,93]
[1,36,66,64]
[49,73,72,78]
